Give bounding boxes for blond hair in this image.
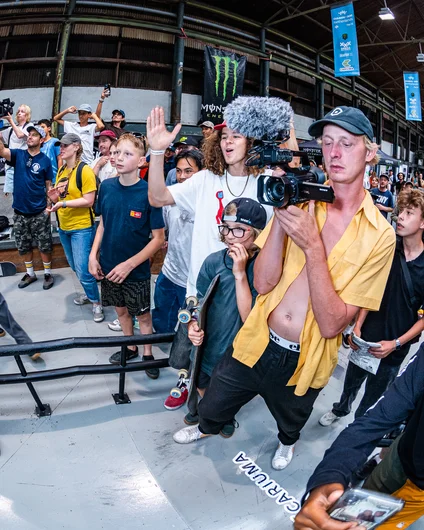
[364,136,380,166]
[117,133,146,156]
[17,104,31,123]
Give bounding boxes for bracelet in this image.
[395,338,401,350]
[150,149,166,155]
[62,201,67,209]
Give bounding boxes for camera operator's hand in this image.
[4,113,14,124]
[147,106,181,152]
[274,200,319,252]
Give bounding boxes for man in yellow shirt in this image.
[173,106,396,471]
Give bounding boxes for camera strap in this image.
[397,240,418,307]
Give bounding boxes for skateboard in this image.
[169,368,189,398]
[0,261,17,277]
[186,274,220,417]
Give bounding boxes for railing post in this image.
[112,344,131,404]
[14,355,51,417]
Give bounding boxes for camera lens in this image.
[267,179,286,203]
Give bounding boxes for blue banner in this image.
[331,2,360,77]
[403,72,422,121]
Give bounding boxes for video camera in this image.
[247,140,335,208]
[224,96,335,208]
[0,98,15,118]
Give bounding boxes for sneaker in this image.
[18,273,37,289]
[43,273,54,290]
[173,425,211,444]
[220,419,239,438]
[74,294,89,305]
[272,442,295,470]
[164,386,188,410]
[142,355,160,379]
[183,411,199,425]
[319,410,341,427]
[0,327,5,338]
[92,304,105,323]
[108,318,122,332]
[109,346,139,364]
[28,352,42,361]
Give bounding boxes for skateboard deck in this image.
[0,261,17,277]
[187,274,220,417]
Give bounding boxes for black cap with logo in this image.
[222,198,267,230]
[308,106,374,141]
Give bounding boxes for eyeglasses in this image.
[26,157,33,168]
[218,225,251,238]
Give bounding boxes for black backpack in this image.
[56,161,100,225]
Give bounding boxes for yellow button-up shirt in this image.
[232,191,396,396]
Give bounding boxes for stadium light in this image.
[379,1,395,20]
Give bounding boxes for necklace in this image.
[225,170,250,197]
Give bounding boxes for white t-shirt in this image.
[2,122,33,167]
[161,204,194,288]
[168,169,273,295]
[63,121,97,164]
[90,156,117,182]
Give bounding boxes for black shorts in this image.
[196,369,211,389]
[101,277,151,316]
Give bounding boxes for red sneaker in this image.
[164,386,188,410]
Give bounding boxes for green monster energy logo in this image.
[213,56,239,99]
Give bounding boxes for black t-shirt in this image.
[361,240,424,365]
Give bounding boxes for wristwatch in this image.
[395,338,401,350]
[62,201,67,209]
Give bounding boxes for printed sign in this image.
[201,46,247,124]
[403,72,422,121]
[331,2,360,77]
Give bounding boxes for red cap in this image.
[214,121,226,131]
[98,130,117,140]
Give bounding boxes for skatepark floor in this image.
[0,267,423,530]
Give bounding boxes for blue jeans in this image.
[152,272,186,333]
[59,225,100,303]
[4,166,14,194]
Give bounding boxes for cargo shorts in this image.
[13,211,53,255]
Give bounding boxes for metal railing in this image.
[0,333,175,416]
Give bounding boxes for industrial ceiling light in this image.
[379,1,395,20]
[417,44,424,63]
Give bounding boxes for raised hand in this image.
[146,106,182,151]
[68,106,77,114]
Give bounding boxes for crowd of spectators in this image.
[0,95,423,529]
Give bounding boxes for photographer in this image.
[295,345,424,530]
[95,88,126,138]
[172,106,396,473]
[1,104,33,196]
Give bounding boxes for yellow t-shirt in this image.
[232,191,396,396]
[55,163,97,231]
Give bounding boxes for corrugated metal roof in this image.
[13,23,61,36]
[72,23,120,37]
[122,27,173,43]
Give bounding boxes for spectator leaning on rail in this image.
[1,104,33,196]
[53,103,104,164]
[0,125,54,290]
[172,106,396,474]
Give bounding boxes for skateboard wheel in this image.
[170,387,182,398]
[178,309,191,324]
[178,369,188,379]
[186,295,198,307]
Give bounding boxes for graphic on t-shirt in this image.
[56,176,70,199]
[130,210,142,218]
[31,163,41,174]
[216,190,224,224]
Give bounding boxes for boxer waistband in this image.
[269,328,300,353]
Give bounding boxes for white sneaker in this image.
[108,318,122,332]
[319,410,340,427]
[272,442,295,470]
[92,304,104,323]
[74,294,89,305]
[173,425,212,444]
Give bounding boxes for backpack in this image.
[6,122,29,147]
[0,215,9,231]
[57,161,100,225]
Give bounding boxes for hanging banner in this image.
[403,72,422,121]
[331,2,360,77]
[201,46,247,124]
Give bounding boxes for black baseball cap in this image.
[112,109,125,118]
[174,135,199,147]
[222,198,267,230]
[308,106,374,141]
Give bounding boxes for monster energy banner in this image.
[201,46,247,124]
